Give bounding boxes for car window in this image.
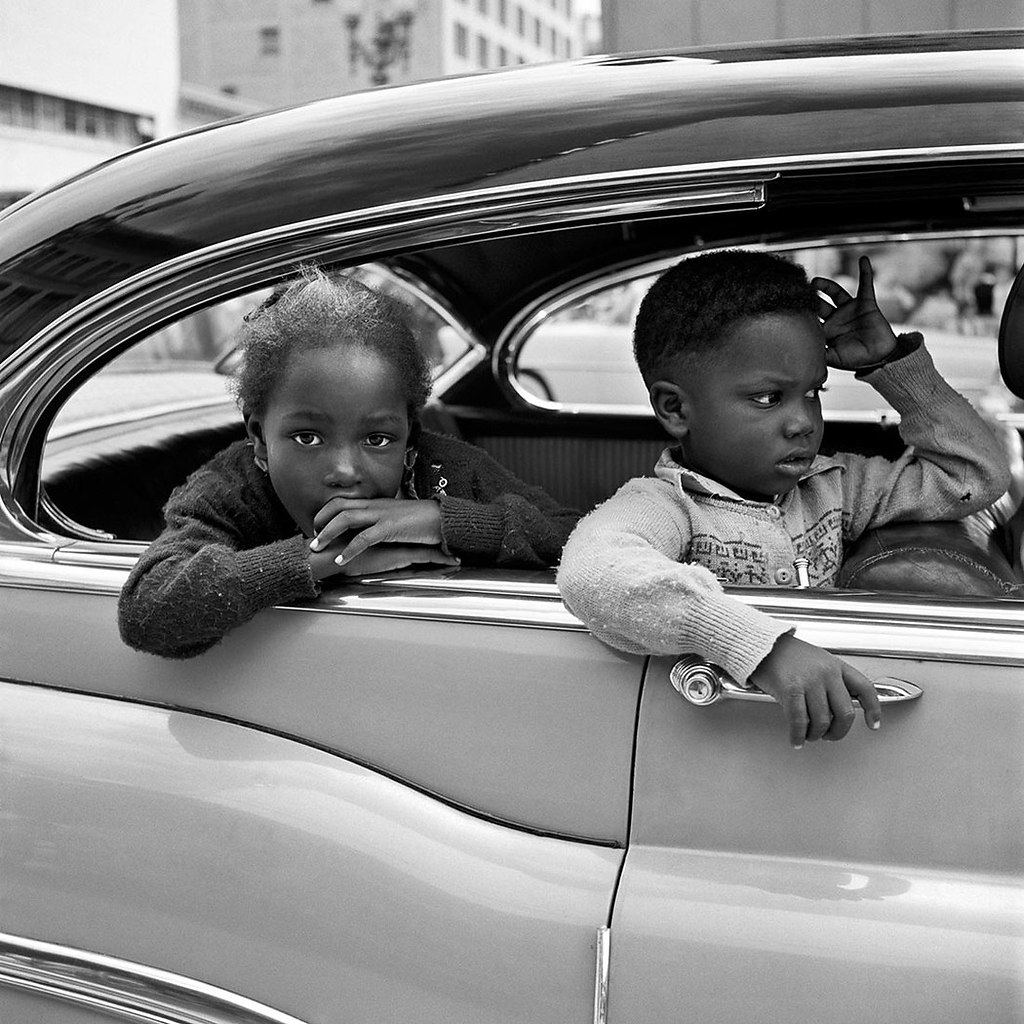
[40,264,477,539]
[512,236,1024,422]
[44,265,475,457]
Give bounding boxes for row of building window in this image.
[466,0,574,35]
[0,86,152,144]
[453,19,573,62]
[464,0,573,17]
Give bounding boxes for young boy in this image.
[557,250,1011,748]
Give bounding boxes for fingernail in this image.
[334,554,346,565]
[309,539,319,551]
[870,719,881,730]
[792,743,804,751]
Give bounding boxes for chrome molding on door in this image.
[0,932,308,1024]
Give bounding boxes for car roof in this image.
[1,29,1022,363]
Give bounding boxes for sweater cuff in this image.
[235,534,319,611]
[438,496,505,557]
[853,331,924,379]
[681,589,793,684]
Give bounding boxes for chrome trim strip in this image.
[4,551,1023,662]
[0,931,309,1024]
[593,926,610,1024]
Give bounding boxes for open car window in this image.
[512,235,1024,424]
[40,264,477,541]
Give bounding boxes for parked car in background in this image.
[1,31,1022,1024]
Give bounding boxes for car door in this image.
[0,563,641,1024]
[605,596,1024,1023]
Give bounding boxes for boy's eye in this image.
[364,433,394,448]
[751,392,780,407]
[291,431,322,447]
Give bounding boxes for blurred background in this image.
[1,0,1021,209]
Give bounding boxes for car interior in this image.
[36,192,1024,601]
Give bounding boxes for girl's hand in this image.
[813,255,900,371]
[750,634,882,749]
[310,497,446,565]
[310,541,458,581]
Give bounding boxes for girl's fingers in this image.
[310,509,375,550]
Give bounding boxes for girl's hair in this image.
[633,249,819,385]
[230,266,432,419]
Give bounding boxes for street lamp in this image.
[345,10,415,86]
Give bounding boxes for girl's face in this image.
[247,345,411,536]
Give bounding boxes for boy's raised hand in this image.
[750,633,882,748]
[813,255,900,371]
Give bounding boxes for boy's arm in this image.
[814,255,1011,539]
[836,341,1012,539]
[118,478,317,659]
[556,480,791,683]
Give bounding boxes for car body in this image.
[1,30,1023,1024]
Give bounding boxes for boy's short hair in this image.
[632,249,820,385]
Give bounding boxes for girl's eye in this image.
[751,392,780,408]
[291,431,322,447]
[365,434,394,449]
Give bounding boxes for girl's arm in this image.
[438,449,582,568]
[118,460,318,659]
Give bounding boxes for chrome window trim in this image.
[0,931,309,1024]
[3,550,1023,664]
[497,226,1024,416]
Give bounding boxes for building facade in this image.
[602,0,1023,54]
[0,0,180,204]
[178,0,584,107]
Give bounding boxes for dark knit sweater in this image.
[118,431,579,658]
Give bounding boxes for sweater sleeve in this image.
[556,480,791,683]
[118,454,318,659]
[434,441,582,568]
[834,340,1013,541]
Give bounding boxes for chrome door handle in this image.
[669,655,923,707]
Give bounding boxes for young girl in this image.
[118,267,581,659]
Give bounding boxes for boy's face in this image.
[657,311,827,502]
[247,345,411,536]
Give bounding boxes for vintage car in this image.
[1,30,1022,1024]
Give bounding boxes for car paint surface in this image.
[3,683,621,1023]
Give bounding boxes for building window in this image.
[476,0,487,13]
[498,0,508,25]
[516,5,525,35]
[454,21,468,56]
[549,26,558,54]
[533,16,542,45]
[259,26,280,55]
[497,44,508,65]
[477,33,489,67]
[563,36,572,57]
[0,86,149,145]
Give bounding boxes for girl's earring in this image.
[254,454,269,474]
[404,447,417,471]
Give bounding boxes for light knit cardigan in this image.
[557,343,1012,683]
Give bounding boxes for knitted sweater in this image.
[557,344,1012,684]
[119,430,579,658]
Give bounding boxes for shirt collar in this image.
[653,446,835,505]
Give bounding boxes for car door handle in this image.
[669,655,922,707]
